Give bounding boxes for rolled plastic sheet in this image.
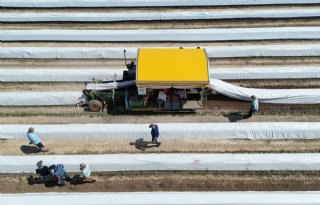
[2,153,320,173]
[1,123,320,140]
[3,27,320,42]
[1,0,320,8]
[2,44,320,59]
[0,92,83,106]
[3,9,320,22]
[2,192,320,205]
[210,79,320,104]
[2,66,319,82]
[86,80,136,90]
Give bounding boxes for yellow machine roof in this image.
[136,48,209,88]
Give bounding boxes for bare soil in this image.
[2,57,320,68]
[3,18,320,30]
[3,5,320,13]
[4,40,320,47]
[1,171,320,193]
[1,79,319,92]
[3,139,320,155]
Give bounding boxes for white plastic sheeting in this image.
[3,192,320,205]
[2,66,320,82]
[3,9,320,22]
[2,0,320,8]
[2,153,320,173]
[1,123,320,140]
[3,27,320,42]
[211,79,320,104]
[212,66,320,80]
[0,68,124,82]
[3,45,320,59]
[0,92,82,106]
[86,80,136,90]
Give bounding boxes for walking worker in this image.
[27,127,48,152]
[149,124,160,144]
[246,95,259,118]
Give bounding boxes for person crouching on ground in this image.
[50,164,70,186]
[246,95,259,118]
[27,127,48,152]
[80,163,95,182]
[36,160,51,181]
[149,124,160,144]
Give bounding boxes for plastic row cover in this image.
[2,192,320,205]
[1,153,320,173]
[2,44,320,59]
[3,27,320,42]
[3,9,320,22]
[1,122,320,140]
[2,66,320,82]
[0,92,82,106]
[2,0,320,8]
[210,79,320,104]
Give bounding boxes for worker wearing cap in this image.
[35,160,51,180]
[27,127,48,152]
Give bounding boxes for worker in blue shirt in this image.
[27,127,48,152]
[149,124,160,145]
[50,164,70,186]
[246,95,259,118]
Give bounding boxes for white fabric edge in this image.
[2,0,320,8]
[210,79,320,104]
[0,92,83,106]
[2,153,320,173]
[1,66,320,82]
[2,44,320,59]
[1,122,320,140]
[2,192,320,205]
[3,9,320,22]
[3,27,320,42]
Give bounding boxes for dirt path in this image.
[2,57,320,68]
[2,79,319,92]
[3,5,320,13]
[2,139,320,155]
[2,171,320,193]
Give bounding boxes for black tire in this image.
[88,100,103,112]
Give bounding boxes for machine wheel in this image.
[88,100,103,112]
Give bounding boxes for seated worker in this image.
[27,127,48,152]
[80,163,95,182]
[50,164,70,186]
[36,160,51,181]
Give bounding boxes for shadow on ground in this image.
[130,138,161,151]
[223,112,247,122]
[20,145,39,154]
[70,175,96,185]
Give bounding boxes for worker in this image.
[35,160,51,181]
[27,127,48,152]
[50,164,70,186]
[80,163,95,182]
[246,95,259,118]
[149,124,160,144]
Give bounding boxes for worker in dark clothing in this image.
[35,160,51,181]
[149,124,160,144]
